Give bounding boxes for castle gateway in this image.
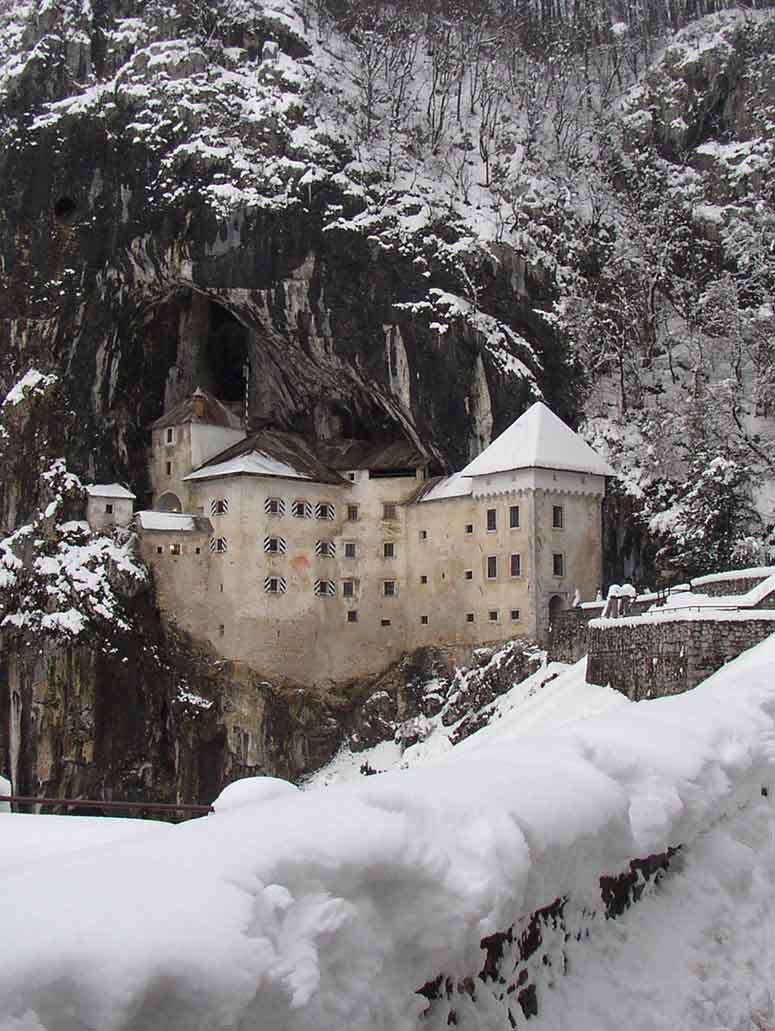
[133,390,613,686]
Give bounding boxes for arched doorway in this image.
[548,594,566,624]
[157,492,182,513]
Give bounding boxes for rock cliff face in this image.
[1,0,774,801]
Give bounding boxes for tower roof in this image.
[152,388,243,431]
[459,402,615,478]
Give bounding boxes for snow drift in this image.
[2,637,775,1030]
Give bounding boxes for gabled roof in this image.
[184,430,350,486]
[460,402,616,478]
[314,439,430,472]
[411,472,473,504]
[84,483,136,500]
[152,388,244,431]
[136,511,212,533]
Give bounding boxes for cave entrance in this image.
[205,301,249,408]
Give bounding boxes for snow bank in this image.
[2,638,775,1029]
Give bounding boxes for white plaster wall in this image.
[190,424,246,470]
[86,497,134,532]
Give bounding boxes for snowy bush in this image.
[0,459,147,646]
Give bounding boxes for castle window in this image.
[165,461,172,476]
[510,553,522,577]
[315,579,336,596]
[466,612,475,623]
[383,580,397,597]
[195,547,201,555]
[316,501,335,520]
[219,624,225,636]
[381,618,392,627]
[347,472,356,482]
[552,505,564,530]
[209,537,228,553]
[463,569,473,581]
[264,576,287,594]
[418,529,428,542]
[486,508,497,532]
[265,497,285,517]
[347,610,358,623]
[420,575,428,584]
[421,615,429,625]
[510,609,520,622]
[210,498,228,516]
[486,555,497,579]
[170,543,181,556]
[553,553,565,577]
[342,579,356,598]
[315,540,336,558]
[488,609,500,623]
[465,523,473,535]
[344,541,358,559]
[166,428,174,444]
[292,499,312,519]
[346,504,359,521]
[264,536,287,555]
[105,503,113,514]
[156,546,163,555]
[509,505,520,529]
[382,502,397,520]
[383,541,395,559]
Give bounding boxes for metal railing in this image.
[0,795,213,817]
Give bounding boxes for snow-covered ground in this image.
[2,635,775,1029]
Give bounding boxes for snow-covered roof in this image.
[136,511,198,532]
[84,483,136,500]
[460,402,616,479]
[184,451,314,482]
[417,472,473,503]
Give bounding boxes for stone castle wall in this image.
[586,617,775,700]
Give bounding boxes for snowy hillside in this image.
[3,636,775,1029]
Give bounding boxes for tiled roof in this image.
[152,389,243,431]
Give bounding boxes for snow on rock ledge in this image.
[2,637,775,1029]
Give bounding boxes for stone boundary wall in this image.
[548,609,593,664]
[689,574,772,598]
[586,618,775,700]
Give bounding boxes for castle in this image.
[89,390,614,686]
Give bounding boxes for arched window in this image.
[157,492,182,513]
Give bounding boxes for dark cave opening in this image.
[205,301,248,406]
[53,196,77,221]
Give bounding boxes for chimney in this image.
[192,388,206,420]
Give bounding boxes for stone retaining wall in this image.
[586,618,775,700]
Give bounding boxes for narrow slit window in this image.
[486,555,497,579]
[510,553,522,577]
[509,505,520,529]
[553,553,565,577]
[486,508,497,532]
[552,505,564,529]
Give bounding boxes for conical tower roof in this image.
[460,402,615,478]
